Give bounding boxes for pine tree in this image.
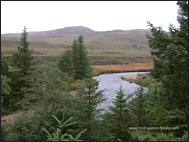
[1,53,9,76]
[129,85,148,127]
[1,75,12,115]
[103,85,137,141]
[11,26,34,77]
[1,53,21,110]
[58,46,74,77]
[77,35,92,79]
[70,35,92,79]
[21,61,73,110]
[43,113,87,141]
[71,73,104,140]
[1,53,10,107]
[146,1,188,110]
[128,1,188,140]
[71,39,79,78]
[8,26,34,105]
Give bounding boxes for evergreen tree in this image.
[1,53,9,76]
[129,85,148,127]
[176,1,188,49]
[71,39,79,78]
[10,26,34,77]
[76,35,92,79]
[71,73,104,140]
[1,74,12,138]
[1,75,12,115]
[1,53,21,111]
[1,75,11,98]
[43,114,87,141]
[146,1,188,110]
[103,85,137,141]
[6,59,75,141]
[7,26,34,108]
[58,46,74,77]
[1,53,11,107]
[21,61,73,110]
[70,35,92,79]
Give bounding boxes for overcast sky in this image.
[1,1,180,34]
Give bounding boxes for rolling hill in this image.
[1,26,153,63]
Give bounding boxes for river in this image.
[93,72,148,116]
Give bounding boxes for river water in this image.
[93,72,148,115]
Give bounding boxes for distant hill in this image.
[1,26,152,63]
[2,26,95,38]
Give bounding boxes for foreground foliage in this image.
[43,114,87,141]
[129,129,188,141]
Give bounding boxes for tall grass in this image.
[92,63,153,76]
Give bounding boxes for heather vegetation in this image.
[1,1,188,141]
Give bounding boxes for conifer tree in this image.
[1,75,12,115]
[71,39,79,77]
[1,53,9,76]
[8,26,34,104]
[129,85,148,127]
[1,53,20,110]
[21,61,73,110]
[71,73,104,140]
[146,1,188,110]
[11,26,34,77]
[70,35,92,79]
[76,35,92,79]
[58,46,74,77]
[1,53,10,106]
[103,85,137,141]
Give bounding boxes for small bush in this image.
[129,129,187,141]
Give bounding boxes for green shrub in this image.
[129,129,188,141]
[6,105,74,141]
[5,88,76,141]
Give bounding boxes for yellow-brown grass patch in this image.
[92,63,153,76]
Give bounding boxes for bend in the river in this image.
[93,72,148,116]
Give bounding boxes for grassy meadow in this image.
[92,63,153,76]
[1,28,152,58]
[2,27,154,75]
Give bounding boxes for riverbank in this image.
[121,72,151,86]
[92,63,153,76]
[121,73,138,83]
